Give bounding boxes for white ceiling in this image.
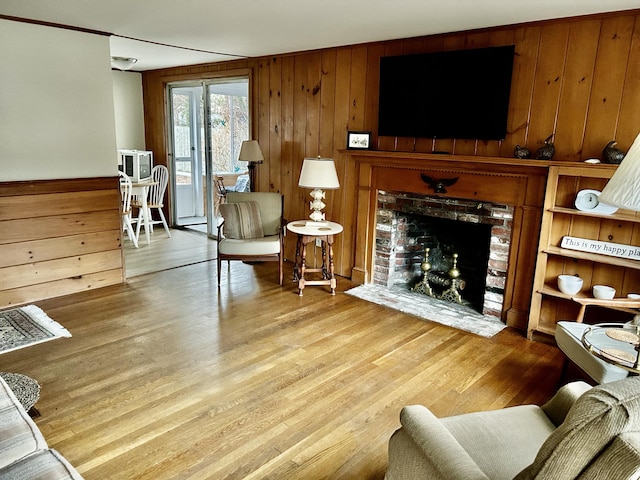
[2,0,639,71]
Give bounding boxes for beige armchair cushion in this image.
[219,201,264,239]
[226,192,282,236]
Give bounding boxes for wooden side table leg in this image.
[327,235,336,295]
[298,240,307,296]
[321,238,330,280]
[293,234,302,282]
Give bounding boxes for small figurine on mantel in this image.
[535,134,555,160]
[602,140,626,164]
[514,144,531,159]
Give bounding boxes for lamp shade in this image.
[238,140,264,162]
[298,158,340,189]
[599,132,640,212]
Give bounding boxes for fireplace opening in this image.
[415,217,492,313]
[374,191,513,320]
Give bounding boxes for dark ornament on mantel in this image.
[535,134,555,160]
[514,145,531,159]
[420,174,459,194]
[602,140,625,164]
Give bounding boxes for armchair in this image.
[217,192,284,286]
[385,377,640,479]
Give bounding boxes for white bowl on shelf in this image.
[593,285,616,299]
[628,293,640,300]
[557,275,583,295]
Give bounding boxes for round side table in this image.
[581,323,640,374]
[286,220,343,296]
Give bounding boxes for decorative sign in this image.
[561,236,640,261]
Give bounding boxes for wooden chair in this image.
[118,172,138,248]
[133,165,171,239]
[217,192,284,286]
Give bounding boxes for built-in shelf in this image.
[549,206,640,223]
[543,246,640,270]
[528,164,639,339]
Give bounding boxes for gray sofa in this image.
[386,377,640,479]
[0,375,83,479]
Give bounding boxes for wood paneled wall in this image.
[0,178,124,309]
[143,10,640,279]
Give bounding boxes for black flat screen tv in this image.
[378,45,515,141]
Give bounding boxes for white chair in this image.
[134,165,171,240]
[118,172,138,248]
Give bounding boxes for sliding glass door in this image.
[168,77,249,235]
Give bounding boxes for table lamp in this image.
[599,132,640,325]
[298,157,340,225]
[599,132,640,212]
[238,140,264,192]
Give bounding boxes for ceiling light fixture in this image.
[110,56,138,71]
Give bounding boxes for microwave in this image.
[117,150,153,183]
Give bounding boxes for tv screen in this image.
[378,45,515,141]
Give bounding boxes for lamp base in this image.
[305,221,329,227]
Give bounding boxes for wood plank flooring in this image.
[1,230,566,479]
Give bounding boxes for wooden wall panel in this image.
[584,16,636,156]
[0,177,124,308]
[142,10,640,283]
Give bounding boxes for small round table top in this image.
[286,220,343,236]
[582,323,640,374]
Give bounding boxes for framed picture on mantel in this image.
[347,131,372,150]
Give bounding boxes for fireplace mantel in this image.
[345,150,552,330]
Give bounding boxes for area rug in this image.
[0,305,71,354]
[345,284,507,338]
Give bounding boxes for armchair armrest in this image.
[395,405,490,480]
[540,380,591,426]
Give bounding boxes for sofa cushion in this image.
[515,376,640,479]
[0,376,48,470]
[220,201,264,239]
[1,448,84,479]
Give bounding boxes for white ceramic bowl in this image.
[593,285,616,299]
[557,275,583,295]
[627,293,640,300]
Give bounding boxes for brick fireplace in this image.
[373,191,514,319]
[346,150,549,330]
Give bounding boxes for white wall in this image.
[112,70,146,151]
[0,19,118,181]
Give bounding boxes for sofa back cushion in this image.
[515,376,640,479]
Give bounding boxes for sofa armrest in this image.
[394,405,490,480]
[540,380,591,426]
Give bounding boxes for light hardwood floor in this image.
[3,230,565,479]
